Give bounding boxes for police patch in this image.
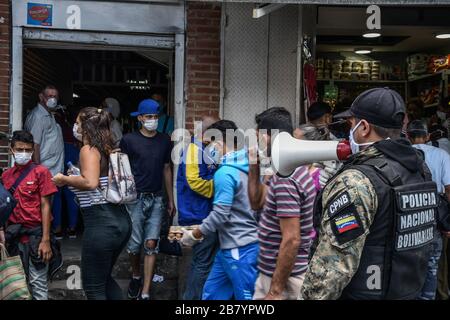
[335,214,359,233]
[330,204,365,245]
[327,191,352,218]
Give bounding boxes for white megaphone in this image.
[271,132,352,177]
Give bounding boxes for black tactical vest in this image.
[315,152,438,300]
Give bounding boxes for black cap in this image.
[407,120,428,134]
[335,87,405,129]
[307,102,332,121]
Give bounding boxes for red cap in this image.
[337,140,351,160]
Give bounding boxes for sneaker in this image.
[54,232,63,240]
[137,294,149,300]
[127,278,142,300]
[67,228,77,239]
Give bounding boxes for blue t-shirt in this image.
[413,144,450,193]
[120,131,172,193]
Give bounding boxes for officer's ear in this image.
[359,119,371,137]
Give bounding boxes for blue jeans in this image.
[183,232,219,300]
[418,234,443,300]
[81,203,131,300]
[202,242,259,300]
[126,195,164,256]
[52,186,79,230]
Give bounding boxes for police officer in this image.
[301,88,438,300]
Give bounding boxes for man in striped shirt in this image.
[248,107,317,300]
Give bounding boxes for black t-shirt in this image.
[120,131,172,193]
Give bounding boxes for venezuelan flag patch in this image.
[329,203,365,245]
[335,214,359,233]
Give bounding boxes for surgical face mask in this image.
[349,120,374,154]
[46,97,58,109]
[14,152,32,166]
[257,146,271,166]
[73,123,83,142]
[437,111,447,121]
[143,119,158,131]
[205,142,221,164]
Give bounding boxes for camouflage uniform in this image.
[301,146,380,300]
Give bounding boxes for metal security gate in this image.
[222,3,299,129]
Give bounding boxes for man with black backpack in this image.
[1,131,59,300]
[301,88,439,300]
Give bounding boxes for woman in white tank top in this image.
[52,107,131,300]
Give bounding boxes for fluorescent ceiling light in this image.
[363,32,381,38]
[436,33,450,39]
[354,48,372,54]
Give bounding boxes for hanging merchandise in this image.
[407,54,430,78]
[429,55,450,73]
[304,62,318,108]
[323,83,338,108]
[303,36,317,108]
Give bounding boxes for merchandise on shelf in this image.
[429,55,450,73]
[419,86,440,106]
[317,57,408,82]
[407,53,430,77]
[323,83,338,108]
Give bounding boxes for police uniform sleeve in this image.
[301,169,378,300]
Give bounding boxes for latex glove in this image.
[319,160,340,187]
[180,229,203,247]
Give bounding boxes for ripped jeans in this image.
[126,194,164,256]
[418,234,443,300]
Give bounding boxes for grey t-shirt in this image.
[24,104,64,176]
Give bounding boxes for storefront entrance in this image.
[11,0,185,132]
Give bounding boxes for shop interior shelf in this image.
[423,102,439,108]
[317,79,407,84]
[408,70,450,82]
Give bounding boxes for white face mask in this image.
[73,123,83,142]
[46,97,58,109]
[143,119,158,131]
[349,120,374,154]
[437,111,447,121]
[205,142,221,164]
[14,152,33,166]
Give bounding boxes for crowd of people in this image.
[0,84,449,301]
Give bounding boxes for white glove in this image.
[180,229,203,247]
[318,160,340,187]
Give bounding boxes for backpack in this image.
[100,150,137,204]
[0,164,36,226]
[0,184,16,226]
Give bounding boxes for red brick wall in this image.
[185,2,221,131]
[0,0,10,167]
